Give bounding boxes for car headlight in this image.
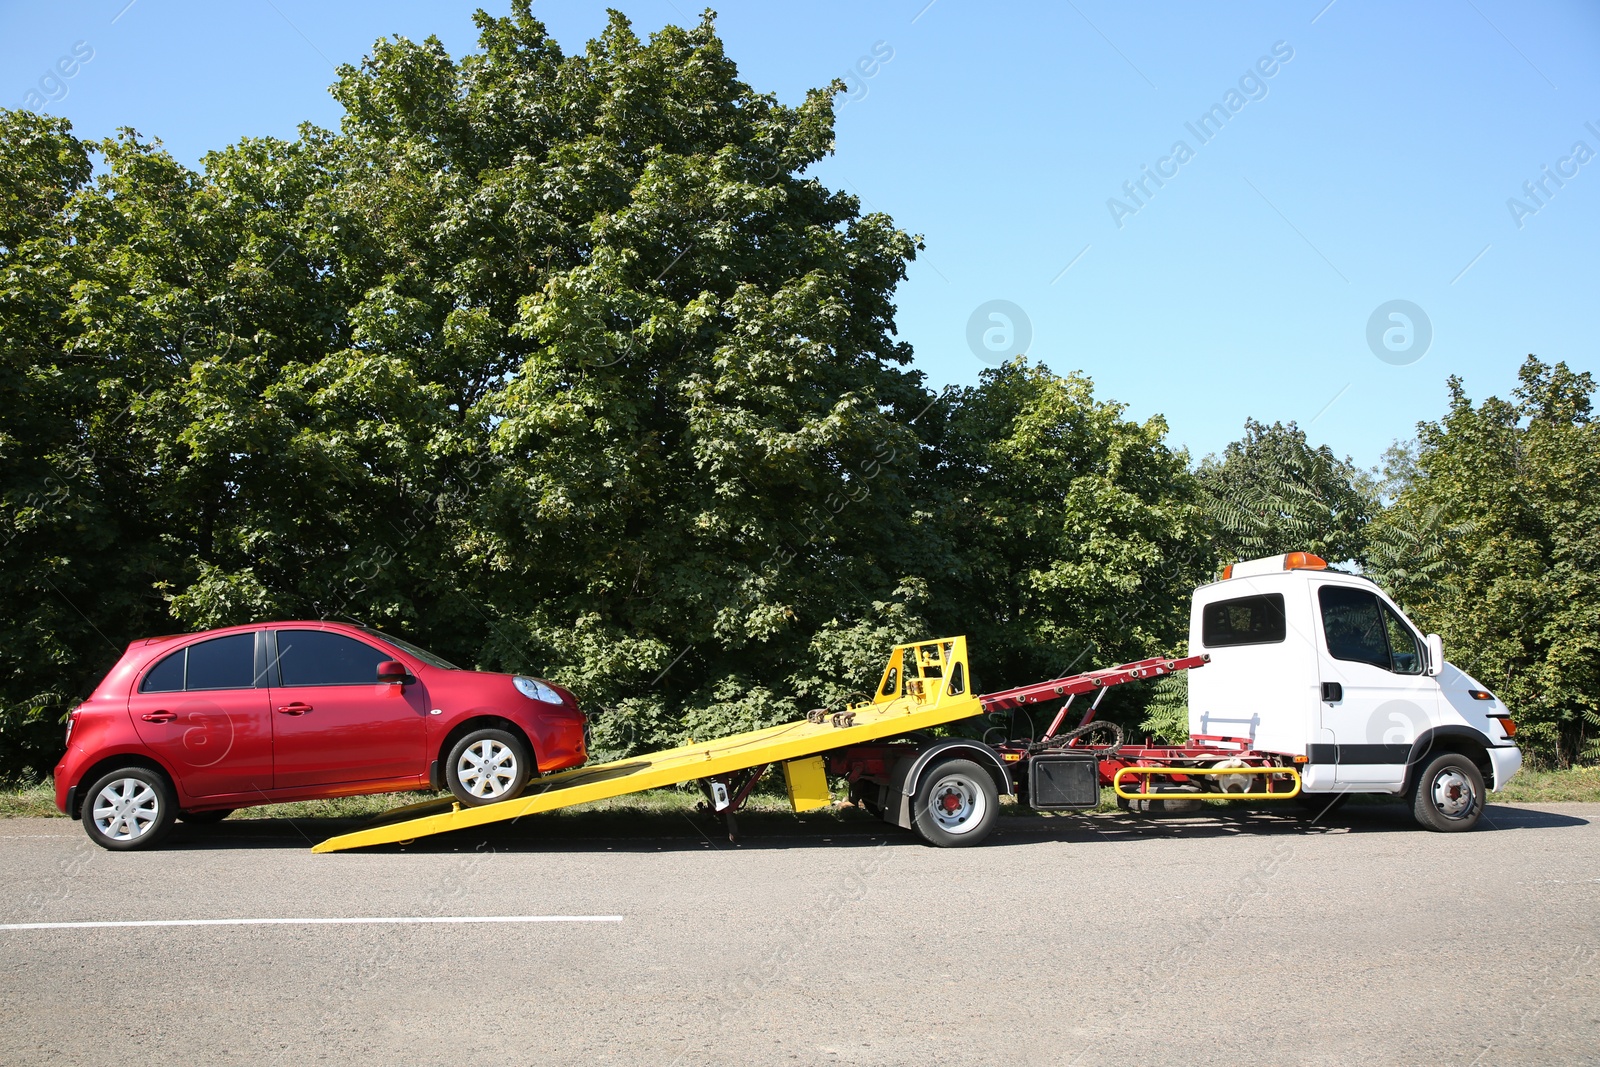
[514,676,564,704]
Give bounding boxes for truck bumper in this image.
[1487,745,1522,791]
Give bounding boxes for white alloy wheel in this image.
[456,738,520,800]
[92,777,163,842]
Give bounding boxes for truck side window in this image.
[1381,604,1423,675]
[1319,586,1394,671]
[1201,594,1286,647]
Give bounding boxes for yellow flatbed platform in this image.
[312,637,981,852]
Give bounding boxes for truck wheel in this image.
[1409,753,1484,832]
[83,766,177,851]
[911,759,998,847]
[446,728,532,806]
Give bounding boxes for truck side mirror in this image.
[1425,634,1444,677]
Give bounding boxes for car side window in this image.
[139,634,256,692]
[1318,586,1391,670]
[1382,604,1423,675]
[275,630,390,686]
[185,633,257,690]
[140,649,186,693]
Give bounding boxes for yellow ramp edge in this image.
[313,637,980,852]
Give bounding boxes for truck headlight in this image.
[514,676,563,704]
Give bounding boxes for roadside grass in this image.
[1495,764,1600,803]
[6,765,1598,822]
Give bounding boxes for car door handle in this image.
[276,703,313,715]
[141,711,176,723]
[1321,682,1343,703]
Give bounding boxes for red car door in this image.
[126,631,274,799]
[268,627,428,789]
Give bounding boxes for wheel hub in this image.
[1431,769,1476,818]
[927,774,984,833]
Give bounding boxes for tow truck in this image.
[313,552,1522,852]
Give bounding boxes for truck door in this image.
[1312,583,1438,788]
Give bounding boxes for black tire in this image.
[82,766,178,851]
[445,728,532,807]
[178,808,234,825]
[1409,752,1485,832]
[911,758,999,847]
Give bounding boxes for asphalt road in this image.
[2,800,1597,1066]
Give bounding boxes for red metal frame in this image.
[828,653,1301,798]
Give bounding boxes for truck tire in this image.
[1409,752,1484,832]
[911,758,998,847]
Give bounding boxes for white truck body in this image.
[1187,553,1522,796]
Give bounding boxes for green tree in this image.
[1197,418,1371,566]
[1369,356,1600,765]
[923,359,1214,733]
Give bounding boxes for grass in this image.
[7,765,1600,822]
[1493,764,1600,803]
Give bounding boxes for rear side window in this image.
[139,633,257,692]
[1202,594,1286,647]
[141,650,186,693]
[275,630,390,686]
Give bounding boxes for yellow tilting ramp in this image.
[313,636,981,852]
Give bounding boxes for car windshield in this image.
[360,628,462,670]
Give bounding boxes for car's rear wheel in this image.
[446,728,532,806]
[82,767,177,851]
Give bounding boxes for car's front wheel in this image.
[82,766,177,851]
[446,728,532,806]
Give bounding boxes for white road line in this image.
[1,916,622,931]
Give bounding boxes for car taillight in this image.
[64,710,79,747]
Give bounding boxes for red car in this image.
[54,621,587,850]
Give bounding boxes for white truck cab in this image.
[1187,552,1522,830]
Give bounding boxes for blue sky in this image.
[5,0,1596,470]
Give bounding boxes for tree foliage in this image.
[0,5,1590,778]
[4,7,1208,774]
[1369,357,1600,765]
[1196,418,1370,566]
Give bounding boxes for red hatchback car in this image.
[54,621,587,850]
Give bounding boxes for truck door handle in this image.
[141,711,176,723]
[277,703,313,715]
[1321,682,1342,703]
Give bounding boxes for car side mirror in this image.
[1425,634,1444,677]
[377,660,411,685]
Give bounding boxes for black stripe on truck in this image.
[1307,743,1412,765]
